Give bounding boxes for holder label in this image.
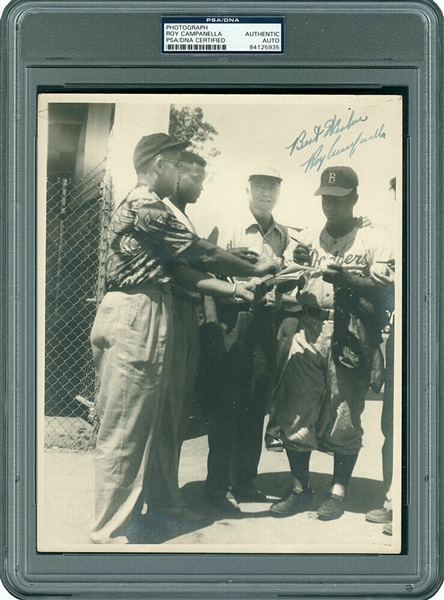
[162,17,284,53]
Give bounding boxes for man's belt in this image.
[303,306,334,321]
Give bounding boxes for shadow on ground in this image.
[255,471,386,514]
[127,471,385,544]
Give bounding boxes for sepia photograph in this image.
[37,93,402,553]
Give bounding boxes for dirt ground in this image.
[39,392,399,554]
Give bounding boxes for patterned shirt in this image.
[106,185,198,290]
[162,198,202,303]
[208,209,290,307]
[297,225,392,310]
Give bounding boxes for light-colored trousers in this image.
[272,315,370,455]
[90,287,173,544]
[143,297,200,510]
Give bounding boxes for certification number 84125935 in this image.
[249,44,280,51]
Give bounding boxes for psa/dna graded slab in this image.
[1,1,442,598]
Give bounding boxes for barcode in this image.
[166,43,227,51]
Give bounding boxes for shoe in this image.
[206,490,241,514]
[382,522,393,536]
[265,433,284,452]
[269,488,313,517]
[365,507,393,524]
[232,487,268,503]
[317,495,345,521]
[160,506,206,522]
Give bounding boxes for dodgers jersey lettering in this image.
[297,225,392,311]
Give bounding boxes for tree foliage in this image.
[169,105,220,164]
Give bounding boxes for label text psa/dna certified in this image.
[162,17,284,53]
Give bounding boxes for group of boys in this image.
[89,132,395,544]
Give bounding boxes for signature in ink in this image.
[286,110,369,156]
[300,124,387,172]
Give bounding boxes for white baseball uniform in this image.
[272,224,392,455]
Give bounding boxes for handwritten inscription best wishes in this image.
[286,110,386,172]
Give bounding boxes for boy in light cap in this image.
[269,165,393,521]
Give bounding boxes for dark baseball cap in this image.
[314,166,359,197]
[133,133,191,170]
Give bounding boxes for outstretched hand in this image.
[228,247,259,263]
[235,280,256,303]
[293,243,312,265]
[255,256,282,277]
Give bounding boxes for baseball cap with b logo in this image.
[314,166,359,197]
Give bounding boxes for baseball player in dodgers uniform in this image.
[269,166,392,521]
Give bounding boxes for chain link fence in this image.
[45,163,114,451]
